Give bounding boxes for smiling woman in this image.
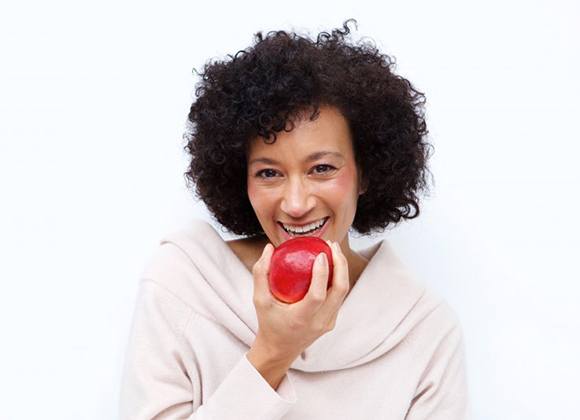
[119,18,470,420]
[246,105,368,291]
[183,20,433,241]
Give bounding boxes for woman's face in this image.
[246,105,365,249]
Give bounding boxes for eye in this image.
[254,164,336,179]
[255,168,278,179]
[312,164,336,174]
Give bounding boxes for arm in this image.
[118,279,297,420]
[246,340,295,391]
[404,321,471,420]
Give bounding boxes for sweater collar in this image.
[163,219,426,372]
[288,237,427,371]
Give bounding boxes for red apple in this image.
[268,237,334,303]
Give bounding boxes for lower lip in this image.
[278,217,330,241]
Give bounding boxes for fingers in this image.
[252,243,274,305]
[317,240,350,319]
[302,252,330,307]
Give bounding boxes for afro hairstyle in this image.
[183,19,434,237]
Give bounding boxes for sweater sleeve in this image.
[404,320,471,420]
[118,279,297,420]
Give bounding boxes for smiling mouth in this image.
[278,217,329,236]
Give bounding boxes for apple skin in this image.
[268,237,334,304]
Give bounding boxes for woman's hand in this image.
[249,239,350,364]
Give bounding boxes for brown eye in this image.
[255,169,278,178]
[312,164,336,174]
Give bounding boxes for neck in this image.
[338,235,369,293]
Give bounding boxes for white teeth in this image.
[282,218,326,234]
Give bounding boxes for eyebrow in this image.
[248,151,345,166]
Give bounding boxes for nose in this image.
[280,177,315,218]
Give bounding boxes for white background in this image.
[1,1,578,419]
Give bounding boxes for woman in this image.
[119,19,470,419]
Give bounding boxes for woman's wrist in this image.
[246,340,296,390]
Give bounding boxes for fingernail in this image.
[316,253,326,264]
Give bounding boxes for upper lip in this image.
[278,217,328,227]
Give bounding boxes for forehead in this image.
[247,106,353,161]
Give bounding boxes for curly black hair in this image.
[183,19,434,237]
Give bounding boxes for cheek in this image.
[333,175,352,192]
[327,167,357,196]
[247,179,255,199]
[247,182,260,207]
[247,180,274,211]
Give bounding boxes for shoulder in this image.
[136,219,254,318]
[407,290,466,354]
[138,219,225,296]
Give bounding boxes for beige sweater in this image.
[119,219,470,419]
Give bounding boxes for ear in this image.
[357,166,368,195]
